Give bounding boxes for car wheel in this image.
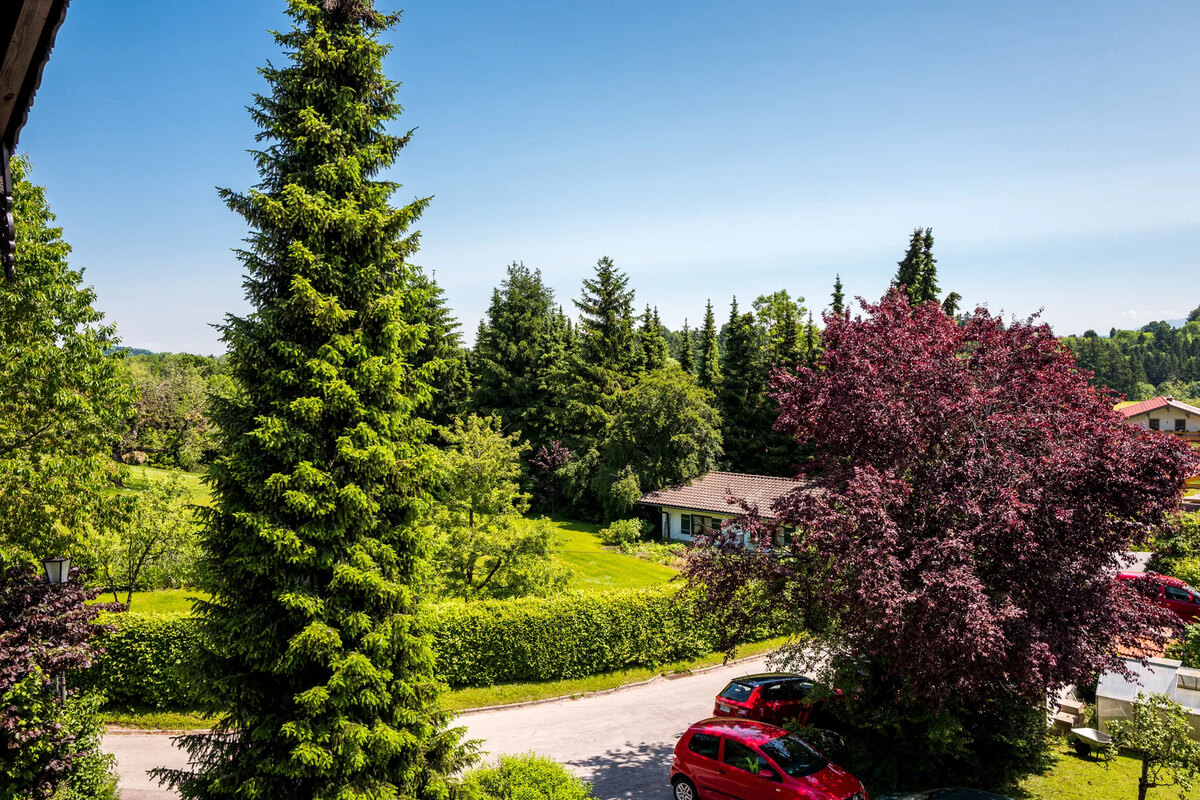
[672,776,698,800]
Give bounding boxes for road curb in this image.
[103,650,778,733]
[456,650,772,716]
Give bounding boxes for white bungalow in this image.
[636,471,812,542]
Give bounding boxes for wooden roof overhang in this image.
[0,0,71,278]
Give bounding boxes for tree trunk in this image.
[1139,755,1149,800]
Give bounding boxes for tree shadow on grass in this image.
[568,740,676,800]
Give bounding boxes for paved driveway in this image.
[103,654,771,800]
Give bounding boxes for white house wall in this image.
[660,507,736,542]
[1128,408,1200,432]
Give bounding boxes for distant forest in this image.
[1062,309,1200,403]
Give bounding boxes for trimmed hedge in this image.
[85,585,775,706]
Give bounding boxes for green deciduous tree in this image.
[0,156,132,564]
[697,300,721,392]
[430,415,568,599]
[1107,693,1200,800]
[163,3,470,797]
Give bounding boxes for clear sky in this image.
[18,1,1200,353]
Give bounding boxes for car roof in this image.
[687,717,787,744]
[1118,571,1189,588]
[729,672,810,686]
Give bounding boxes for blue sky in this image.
[18,1,1200,353]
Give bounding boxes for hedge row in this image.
[84,585,778,707]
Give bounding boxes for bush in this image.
[1148,512,1200,576]
[87,585,785,704]
[54,692,119,800]
[1167,624,1200,668]
[462,754,594,800]
[598,518,652,546]
[82,614,201,707]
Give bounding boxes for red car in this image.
[1116,571,1200,622]
[714,673,830,726]
[672,717,866,800]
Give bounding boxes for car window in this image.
[719,682,755,703]
[687,733,720,760]
[760,734,828,778]
[1166,586,1191,602]
[780,680,813,701]
[721,739,770,774]
[761,682,788,700]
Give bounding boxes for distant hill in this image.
[106,347,155,356]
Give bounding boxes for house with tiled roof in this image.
[636,471,813,541]
[1119,396,1200,439]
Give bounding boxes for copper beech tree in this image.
[684,291,1200,781]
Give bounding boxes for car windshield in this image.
[719,682,754,703]
[760,733,828,778]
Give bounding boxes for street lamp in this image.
[41,556,71,703]
[41,556,70,584]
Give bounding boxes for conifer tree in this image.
[639,305,669,371]
[678,318,695,375]
[411,270,470,429]
[718,298,781,473]
[893,228,925,296]
[941,291,962,319]
[698,300,722,392]
[163,3,470,798]
[831,274,845,316]
[912,228,940,305]
[575,257,638,376]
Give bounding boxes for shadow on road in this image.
[569,740,675,800]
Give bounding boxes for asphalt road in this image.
[102,653,771,800]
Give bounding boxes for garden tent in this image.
[1096,657,1200,739]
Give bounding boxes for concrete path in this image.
[103,654,771,800]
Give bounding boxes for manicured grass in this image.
[100,706,217,731]
[121,465,211,505]
[442,635,791,711]
[541,517,678,591]
[1018,739,1200,799]
[89,588,207,615]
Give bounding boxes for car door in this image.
[778,679,816,724]
[713,738,780,800]
[685,733,725,799]
[1165,584,1200,621]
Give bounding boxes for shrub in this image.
[1148,512,1200,576]
[462,754,594,800]
[87,585,785,704]
[55,692,119,800]
[81,614,201,707]
[1167,624,1200,668]
[598,518,652,546]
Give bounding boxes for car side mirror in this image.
[758,769,778,781]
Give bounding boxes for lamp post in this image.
[41,556,71,702]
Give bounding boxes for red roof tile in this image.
[637,471,813,519]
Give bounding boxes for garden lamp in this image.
[41,556,70,584]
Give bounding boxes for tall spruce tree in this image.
[894,227,941,307]
[678,318,695,375]
[831,274,845,316]
[164,3,469,798]
[575,257,638,375]
[639,305,669,371]
[698,300,722,391]
[411,270,470,430]
[472,262,563,450]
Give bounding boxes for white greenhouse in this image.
[1096,657,1200,739]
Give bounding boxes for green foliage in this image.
[411,271,471,429]
[1165,624,1200,668]
[87,471,198,603]
[893,226,941,307]
[677,318,695,375]
[116,353,227,470]
[1147,512,1200,578]
[598,518,652,546]
[575,257,638,377]
[164,3,471,797]
[0,156,133,563]
[461,754,595,800]
[1107,693,1200,800]
[830,274,845,316]
[91,586,781,702]
[697,300,721,392]
[82,614,201,708]
[431,415,570,599]
[719,298,791,474]
[51,692,119,800]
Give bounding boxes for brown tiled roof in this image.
[637,471,813,519]
[1120,396,1200,419]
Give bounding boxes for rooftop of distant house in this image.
[636,471,814,519]
[1119,396,1200,419]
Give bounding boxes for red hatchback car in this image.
[1116,571,1200,622]
[672,717,866,800]
[714,673,830,726]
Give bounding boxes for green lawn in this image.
[120,465,211,505]
[90,587,206,615]
[542,517,677,591]
[1019,739,1200,799]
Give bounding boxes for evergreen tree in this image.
[698,300,722,392]
[831,274,845,316]
[164,4,470,798]
[718,299,782,473]
[639,304,669,371]
[894,227,942,307]
[941,291,962,319]
[575,257,638,375]
[411,270,470,430]
[678,318,695,375]
[472,263,563,450]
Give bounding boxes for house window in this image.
[773,527,795,547]
[1150,418,1161,431]
[691,515,722,535]
[1177,419,1188,432]
[679,513,691,537]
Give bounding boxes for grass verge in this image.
[100,706,218,731]
[1018,738,1200,799]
